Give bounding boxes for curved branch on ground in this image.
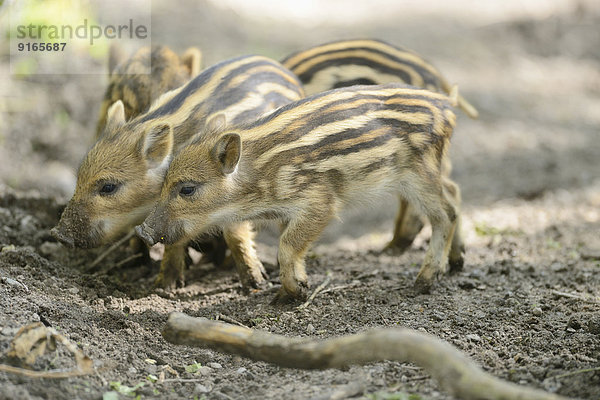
[162,312,566,400]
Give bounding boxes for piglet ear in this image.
[204,114,227,135]
[140,123,174,167]
[106,100,126,128]
[211,133,241,175]
[181,47,202,77]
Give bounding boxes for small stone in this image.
[431,312,445,321]
[1,245,16,253]
[145,364,158,374]
[128,367,137,374]
[532,307,543,317]
[32,313,40,321]
[197,366,213,376]
[458,279,476,290]
[208,362,222,369]
[468,269,484,279]
[1,326,18,336]
[193,384,210,394]
[466,333,481,342]
[550,262,567,272]
[567,317,581,331]
[587,317,600,335]
[306,323,315,333]
[68,287,79,294]
[236,367,247,374]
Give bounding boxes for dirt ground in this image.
[1,1,600,399]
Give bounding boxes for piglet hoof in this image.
[154,272,183,290]
[270,288,295,305]
[413,276,433,294]
[176,276,185,289]
[270,281,309,305]
[382,239,412,255]
[448,256,464,274]
[294,281,310,301]
[238,267,267,292]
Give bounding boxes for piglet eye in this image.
[100,183,118,195]
[179,186,196,196]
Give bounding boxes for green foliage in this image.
[474,222,522,237]
[185,361,203,373]
[109,381,145,397]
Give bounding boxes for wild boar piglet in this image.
[52,55,304,290]
[283,39,477,255]
[137,83,465,301]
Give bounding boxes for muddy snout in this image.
[135,223,160,247]
[50,226,75,248]
[51,201,98,248]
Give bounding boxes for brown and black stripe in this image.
[240,83,455,157]
[125,55,305,149]
[212,83,458,200]
[281,39,477,119]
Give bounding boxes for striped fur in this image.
[281,39,478,119]
[283,39,476,255]
[138,83,465,301]
[53,55,304,289]
[96,45,203,137]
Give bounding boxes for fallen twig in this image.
[87,230,135,272]
[160,378,205,383]
[296,275,332,310]
[215,313,249,328]
[162,312,567,400]
[112,253,144,269]
[321,282,361,295]
[355,269,379,280]
[551,290,598,303]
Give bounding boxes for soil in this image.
[1,1,600,399]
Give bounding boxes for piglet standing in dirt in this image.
[51,55,304,290]
[282,39,477,256]
[136,83,465,301]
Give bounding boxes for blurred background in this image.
[0,0,599,246]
